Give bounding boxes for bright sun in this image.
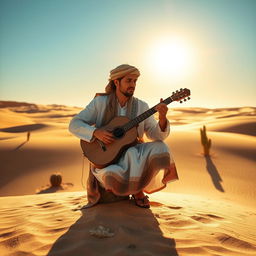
[149,37,195,81]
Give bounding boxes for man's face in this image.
[115,74,138,97]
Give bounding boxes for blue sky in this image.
[0,0,255,108]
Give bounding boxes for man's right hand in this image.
[93,129,115,144]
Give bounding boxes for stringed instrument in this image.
[81,88,191,168]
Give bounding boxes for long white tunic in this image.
[69,95,178,199]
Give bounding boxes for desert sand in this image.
[0,101,255,256]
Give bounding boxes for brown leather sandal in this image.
[132,195,150,208]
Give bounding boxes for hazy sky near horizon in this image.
[0,0,255,108]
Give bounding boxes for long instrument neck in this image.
[123,96,173,132]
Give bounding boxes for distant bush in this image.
[50,173,62,187]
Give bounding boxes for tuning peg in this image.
[188,97,190,100]
[180,100,183,103]
[172,92,175,95]
[184,99,187,102]
[176,90,179,92]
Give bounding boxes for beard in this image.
[122,91,133,97]
[121,87,134,97]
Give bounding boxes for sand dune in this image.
[0,101,255,255]
[0,192,255,256]
[206,119,256,136]
[174,116,256,136]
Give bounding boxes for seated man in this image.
[69,64,178,208]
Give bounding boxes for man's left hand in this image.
[155,98,168,118]
[155,98,168,131]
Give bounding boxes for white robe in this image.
[69,95,178,202]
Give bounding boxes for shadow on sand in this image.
[47,200,179,256]
[36,183,74,194]
[0,123,47,133]
[13,141,28,150]
[37,186,64,194]
[205,156,224,192]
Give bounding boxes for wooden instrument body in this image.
[80,116,138,168]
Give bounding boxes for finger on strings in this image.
[104,138,114,144]
[106,131,114,137]
[105,135,115,142]
[105,134,114,140]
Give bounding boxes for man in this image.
[69,64,178,208]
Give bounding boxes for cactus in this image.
[200,125,211,156]
[50,173,62,187]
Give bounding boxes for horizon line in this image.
[0,99,255,110]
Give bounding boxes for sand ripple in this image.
[0,192,255,256]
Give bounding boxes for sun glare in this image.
[148,37,196,81]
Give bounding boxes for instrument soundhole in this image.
[113,127,125,138]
